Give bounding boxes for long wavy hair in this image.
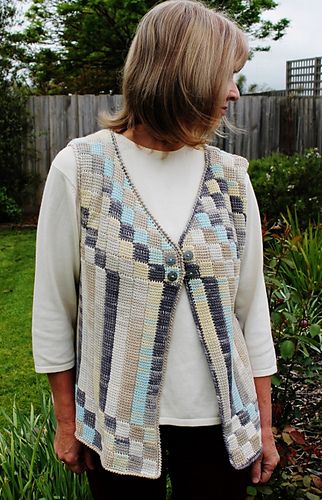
[101,0,248,147]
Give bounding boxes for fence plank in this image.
[317,98,322,153]
[65,95,79,143]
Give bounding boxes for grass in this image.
[0,228,48,429]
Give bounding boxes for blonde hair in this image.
[101,0,248,147]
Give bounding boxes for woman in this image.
[32,1,280,499]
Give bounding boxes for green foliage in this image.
[0,2,35,219]
[22,0,289,94]
[0,187,22,223]
[0,2,36,220]
[0,0,27,83]
[263,213,321,497]
[248,464,322,499]
[0,0,18,80]
[264,212,321,423]
[0,80,34,221]
[0,395,92,499]
[247,211,322,499]
[249,150,322,226]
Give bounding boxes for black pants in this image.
[87,425,250,500]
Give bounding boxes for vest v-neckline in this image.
[110,130,211,253]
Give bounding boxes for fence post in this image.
[314,57,321,97]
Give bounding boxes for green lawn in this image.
[0,228,48,428]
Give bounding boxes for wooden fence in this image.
[26,95,322,210]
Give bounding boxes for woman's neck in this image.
[122,125,184,152]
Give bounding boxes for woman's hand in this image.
[54,420,96,474]
[251,429,280,484]
[252,376,280,483]
[47,370,95,474]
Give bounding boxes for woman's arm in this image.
[33,150,94,472]
[48,369,95,473]
[251,376,280,483]
[48,369,76,424]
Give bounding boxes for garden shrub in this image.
[0,81,33,223]
[249,211,322,500]
[0,186,22,222]
[264,211,321,423]
[248,150,322,227]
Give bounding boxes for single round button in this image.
[186,270,195,279]
[167,270,178,282]
[165,255,176,266]
[183,250,194,262]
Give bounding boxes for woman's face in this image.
[220,77,240,116]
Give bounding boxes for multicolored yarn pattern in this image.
[70,129,262,478]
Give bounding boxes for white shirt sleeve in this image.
[32,146,80,373]
[235,174,277,377]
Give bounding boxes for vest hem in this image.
[74,429,162,479]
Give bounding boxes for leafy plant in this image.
[264,211,322,424]
[0,2,35,222]
[0,187,22,222]
[248,212,322,499]
[0,81,35,219]
[249,149,322,226]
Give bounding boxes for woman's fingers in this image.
[62,457,86,474]
[251,431,280,484]
[260,459,277,482]
[251,455,262,484]
[84,447,96,470]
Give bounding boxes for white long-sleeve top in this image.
[32,132,277,426]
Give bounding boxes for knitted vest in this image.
[70,129,262,478]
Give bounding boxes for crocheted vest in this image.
[70,129,262,478]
